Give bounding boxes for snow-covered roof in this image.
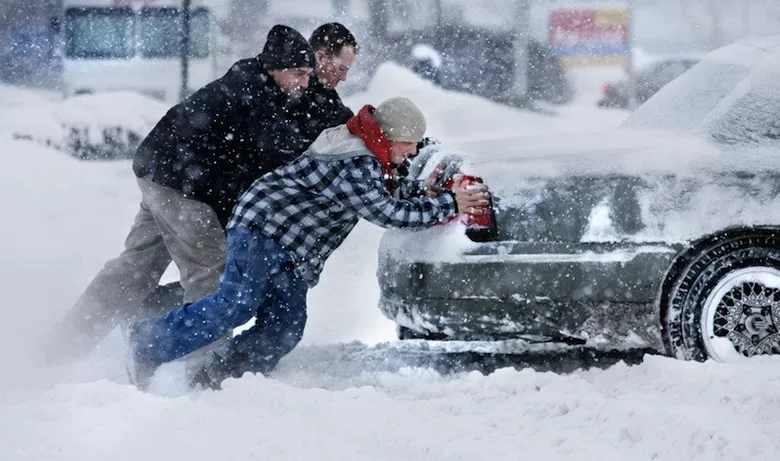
[623,35,780,139]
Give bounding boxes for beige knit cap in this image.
[373,97,427,143]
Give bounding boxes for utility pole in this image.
[434,0,443,51]
[180,0,191,102]
[741,0,751,38]
[509,0,530,106]
[332,0,349,21]
[368,0,388,41]
[626,0,637,110]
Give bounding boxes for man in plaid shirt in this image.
[128,97,491,390]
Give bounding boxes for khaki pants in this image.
[46,177,227,363]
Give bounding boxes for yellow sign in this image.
[595,8,629,27]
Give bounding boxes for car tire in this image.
[397,326,419,340]
[396,325,448,341]
[664,234,780,362]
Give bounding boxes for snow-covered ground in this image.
[2,65,779,461]
[0,88,167,160]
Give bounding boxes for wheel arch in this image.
[657,225,780,354]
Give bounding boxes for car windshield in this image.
[649,60,693,85]
[65,7,135,59]
[138,7,211,59]
[621,41,780,144]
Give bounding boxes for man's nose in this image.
[300,74,311,88]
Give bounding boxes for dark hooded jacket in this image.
[133,29,353,227]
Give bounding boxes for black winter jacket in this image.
[133,57,353,227]
[302,75,354,140]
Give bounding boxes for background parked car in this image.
[380,25,573,105]
[597,56,700,109]
[378,35,780,363]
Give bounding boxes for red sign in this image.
[548,7,630,62]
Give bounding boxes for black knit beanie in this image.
[259,25,315,70]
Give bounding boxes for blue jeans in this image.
[130,226,308,374]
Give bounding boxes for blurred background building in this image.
[3,0,780,103]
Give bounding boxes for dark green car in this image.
[378,36,780,363]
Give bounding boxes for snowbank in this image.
[343,62,627,142]
[0,89,167,160]
[0,83,60,107]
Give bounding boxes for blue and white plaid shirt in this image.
[228,125,457,286]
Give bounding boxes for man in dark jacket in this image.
[46,24,357,364]
[127,97,491,390]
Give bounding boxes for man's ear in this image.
[314,50,328,67]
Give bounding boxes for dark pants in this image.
[130,226,308,378]
[46,178,226,364]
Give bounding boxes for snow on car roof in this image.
[439,128,729,191]
[623,35,780,136]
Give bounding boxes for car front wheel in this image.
[664,235,780,362]
[396,325,448,341]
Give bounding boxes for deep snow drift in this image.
[2,65,779,461]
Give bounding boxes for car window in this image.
[65,7,135,59]
[622,60,750,132]
[623,43,780,145]
[652,60,690,85]
[705,60,780,144]
[139,7,211,59]
[621,43,767,133]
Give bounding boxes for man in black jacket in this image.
[46,24,357,363]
